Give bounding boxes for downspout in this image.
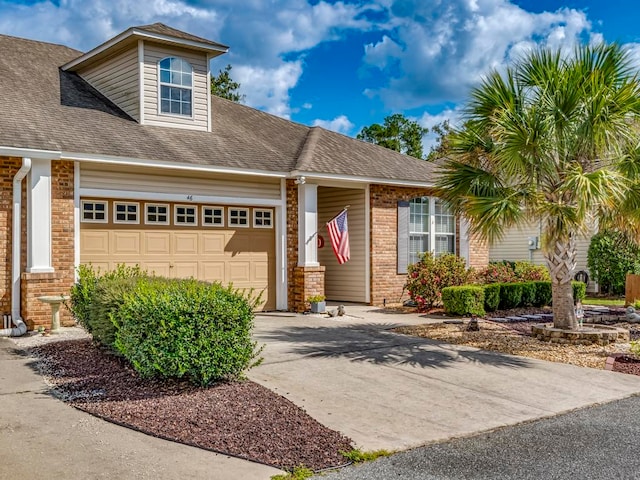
[1,158,31,337]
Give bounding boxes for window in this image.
[229,208,249,227]
[81,200,107,223]
[159,57,193,117]
[202,206,224,226]
[254,209,273,228]
[409,197,430,265]
[398,196,456,273]
[175,205,197,225]
[145,203,169,224]
[113,202,139,224]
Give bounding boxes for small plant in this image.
[634,299,640,309]
[572,281,587,303]
[483,284,500,312]
[271,465,314,480]
[341,449,393,464]
[499,283,523,310]
[441,286,485,317]
[405,252,471,310]
[306,295,326,303]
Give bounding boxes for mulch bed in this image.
[611,355,640,376]
[30,339,353,472]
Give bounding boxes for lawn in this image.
[582,297,625,307]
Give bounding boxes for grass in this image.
[271,466,314,480]
[270,449,394,479]
[582,297,625,306]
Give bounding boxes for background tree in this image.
[426,120,453,161]
[211,64,245,102]
[357,114,427,159]
[436,43,640,329]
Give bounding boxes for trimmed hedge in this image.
[498,283,523,310]
[441,286,485,317]
[483,283,500,312]
[520,282,536,307]
[112,278,262,386]
[532,281,552,307]
[572,281,586,303]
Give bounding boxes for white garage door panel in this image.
[81,231,109,255]
[201,233,225,254]
[200,262,225,280]
[144,233,171,254]
[112,232,141,255]
[142,262,172,277]
[174,233,199,255]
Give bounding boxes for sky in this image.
[1,0,639,151]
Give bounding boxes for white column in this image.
[27,158,54,273]
[460,216,470,267]
[297,183,319,267]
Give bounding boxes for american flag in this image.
[327,209,350,264]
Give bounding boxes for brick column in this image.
[292,266,325,313]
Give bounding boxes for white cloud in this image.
[418,107,463,154]
[312,115,355,135]
[363,0,594,109]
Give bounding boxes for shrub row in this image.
[68,266,262,386]
[441,281,587,316]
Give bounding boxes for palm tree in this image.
[436,43,640,329]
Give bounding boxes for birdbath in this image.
[37,295,70,333]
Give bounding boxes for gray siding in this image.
[143,43,209,131]
[79,45,139,121]
[318,187,367,303]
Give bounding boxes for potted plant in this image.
[307,295,326,314]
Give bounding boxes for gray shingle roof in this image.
[0,32,435,185]
[134,23,229,50]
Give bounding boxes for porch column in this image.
[297,182,319,267]
[460,216,470,267]
[27,158,54,273]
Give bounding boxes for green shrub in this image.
[499,283,523,310]
[474,262,517,284]
[441,286,485,317]
[514,261,550,281]
[483,284,501,312]
[532,281,552,307]
[112,278,262,386]
[572,281,586,303]
[405,253,471,310]
[587,230,640,295]
[520,282,537,307]
[68,264,146,335]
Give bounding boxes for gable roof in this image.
[0,32,435,185]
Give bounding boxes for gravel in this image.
[26,338,353,472]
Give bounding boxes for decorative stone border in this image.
[605,353,626,371]
[531,323,630,346]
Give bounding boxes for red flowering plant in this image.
[473,261,550,284]
[405,252,471,311]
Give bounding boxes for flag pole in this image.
[306,205,350,243]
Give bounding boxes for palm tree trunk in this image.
[544,235,577,329]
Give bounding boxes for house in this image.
[0,23,489,332]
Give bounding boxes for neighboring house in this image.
[0,23,489,330]
[489,223,596,291]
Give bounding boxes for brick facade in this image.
[0,157,76,330]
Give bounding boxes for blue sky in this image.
[1,0,639,150]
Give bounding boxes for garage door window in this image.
[254,209,273,228]
[229,208,249,227]
[175,205,197,225]
[81,200,107,223]
[145,204,169,225]
[203,206,224,226]
[114,202,139,224]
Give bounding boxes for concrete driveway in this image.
[250,307,640,451]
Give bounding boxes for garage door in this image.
[80,199,276,310]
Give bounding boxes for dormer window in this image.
[159,57,193,117]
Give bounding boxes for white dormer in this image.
[61,23,228,132]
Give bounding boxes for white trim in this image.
[206,53,212,133]
[364,183,371,303]
[138,39,145,124]
[79,188,282,207]
[292,171,434,188]
[74,161,80,280]
[80,199,109,223]
[228,207,250,227]
[0,146,61,159]
[11,158,31,321]
[297,183,319,267]
[144,203,170,225]
[253,208,273,229]
[276,178,287,310]
[201,205,225,227]
[62,27,228,71]
[174,204,198,226]
[27,158,54,273]
[113,201,140,224]
[64,151,288,178]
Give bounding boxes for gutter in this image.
[1,158,31,337]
